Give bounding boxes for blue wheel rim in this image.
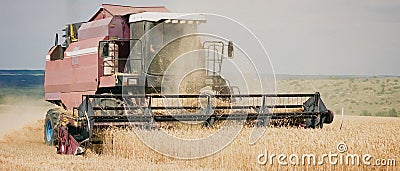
[46,120,52,142]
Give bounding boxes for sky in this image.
[0,0,399,75]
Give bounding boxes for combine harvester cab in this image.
[43,4,334,155]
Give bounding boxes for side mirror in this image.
[228,41,233,58]
[99,42,109,58]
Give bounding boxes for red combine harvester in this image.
[44,4,334,155]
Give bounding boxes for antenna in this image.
[339,107,344,130]
[55,33,58,46]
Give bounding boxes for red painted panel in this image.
[102,4,169,15]
[78,18,112,41]
[99,75,116,87]
[45,37,106,110]
[90,10,113,21]
[79,16,129,41]
[45,92,61,100]
[61,91,95,110]
[65,37,104,52]
[108,16,130,40]
[89,4,169,22]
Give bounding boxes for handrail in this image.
[99,38,143,75]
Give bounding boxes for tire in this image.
[305,118,314,129]
[44,108,61,146]
[319,116,325,128]
[323,110,334,124]
[305,115,324,129]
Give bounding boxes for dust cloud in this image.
[0,95,54,139]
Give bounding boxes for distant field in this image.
[0,70,47,109]
[277,77,400,117]
[0,70,399,117]
[0,70,52,136]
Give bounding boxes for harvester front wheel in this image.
[305,115,325,129]
[44,108,61,146]
[305,118,315,129]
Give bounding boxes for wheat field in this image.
[0,115,399,170]
[0,77,399,170]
